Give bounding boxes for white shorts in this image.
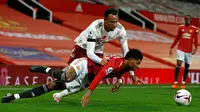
[176,50,192,64]
[66,57,89,89]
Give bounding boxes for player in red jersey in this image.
[169,15,198,89]
[81,48,144,106]
[2,48,144,104]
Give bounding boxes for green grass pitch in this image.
[0,84,200,112]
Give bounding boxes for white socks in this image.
[45,67,51,73]
[14,94,20,100]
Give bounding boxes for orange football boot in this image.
[181,84,186,89]
[171,84,178,89]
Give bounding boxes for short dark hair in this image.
[104,8,118,18]
[125,48,143,60]
[185,15,191,18]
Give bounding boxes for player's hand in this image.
[100,58,108,65]
[110,83,121,93]
[192,48,197,55]
[169,49,173,56]
[81,90,92,107]
[132,76,145,84]
[81,94,90,107]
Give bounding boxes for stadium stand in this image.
[0,2,174,69]
[96,0,200,18]
[39,8,176,68]
[39,0,200,69]
[0,5,78,66]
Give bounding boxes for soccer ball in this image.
[174,89,192,106]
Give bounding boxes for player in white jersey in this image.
[67,8,129,66]
[73,18,128,64]
[60,8,135,101]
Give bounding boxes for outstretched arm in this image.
[131,75,145,84]
[81,67,107,106]
[110,78,122,93]
[120,39,135,78]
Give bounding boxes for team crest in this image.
[189,29,193,33]
[106,67,113,75]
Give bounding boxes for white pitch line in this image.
[0,85,199,90]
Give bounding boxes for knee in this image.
[176,62,182,67]
[177,60,182,67]
[48,80,66,90]
[185,63,190,69]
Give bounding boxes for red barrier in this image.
[101,69,200,84]
[0,65,62,86]
[1,65,199,86]
[139,10,199,26]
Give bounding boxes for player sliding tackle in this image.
[2,49,145,106]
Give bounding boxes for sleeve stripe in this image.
[87,38,96,42]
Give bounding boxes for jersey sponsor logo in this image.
[73,58,86,65]
[182,33,191,39]
[106,67,113,75]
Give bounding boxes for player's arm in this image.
[130,75,145,84]
[119,30,135,77]
[110,77,122,93]
[169,26,181,56]
[192,29,199,55]
[81,66,108,107]
[119,27,129,57]
[86,30,107,65]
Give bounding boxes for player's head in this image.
[185,15,191,26]
[124,48,143,70]
[104,8,119,32]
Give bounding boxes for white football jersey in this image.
[74,19,127,54]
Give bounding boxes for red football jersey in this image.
[88,55,130,91]
[170,25,198,53]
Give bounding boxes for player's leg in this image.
[181,53,192,89]
[1,84,50,103]
[30,65,77,82]
[53,57,89,102]
[1,80,65,103]
[172,50,183,89]
[53,78,89,102]
[64,45,87,72]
